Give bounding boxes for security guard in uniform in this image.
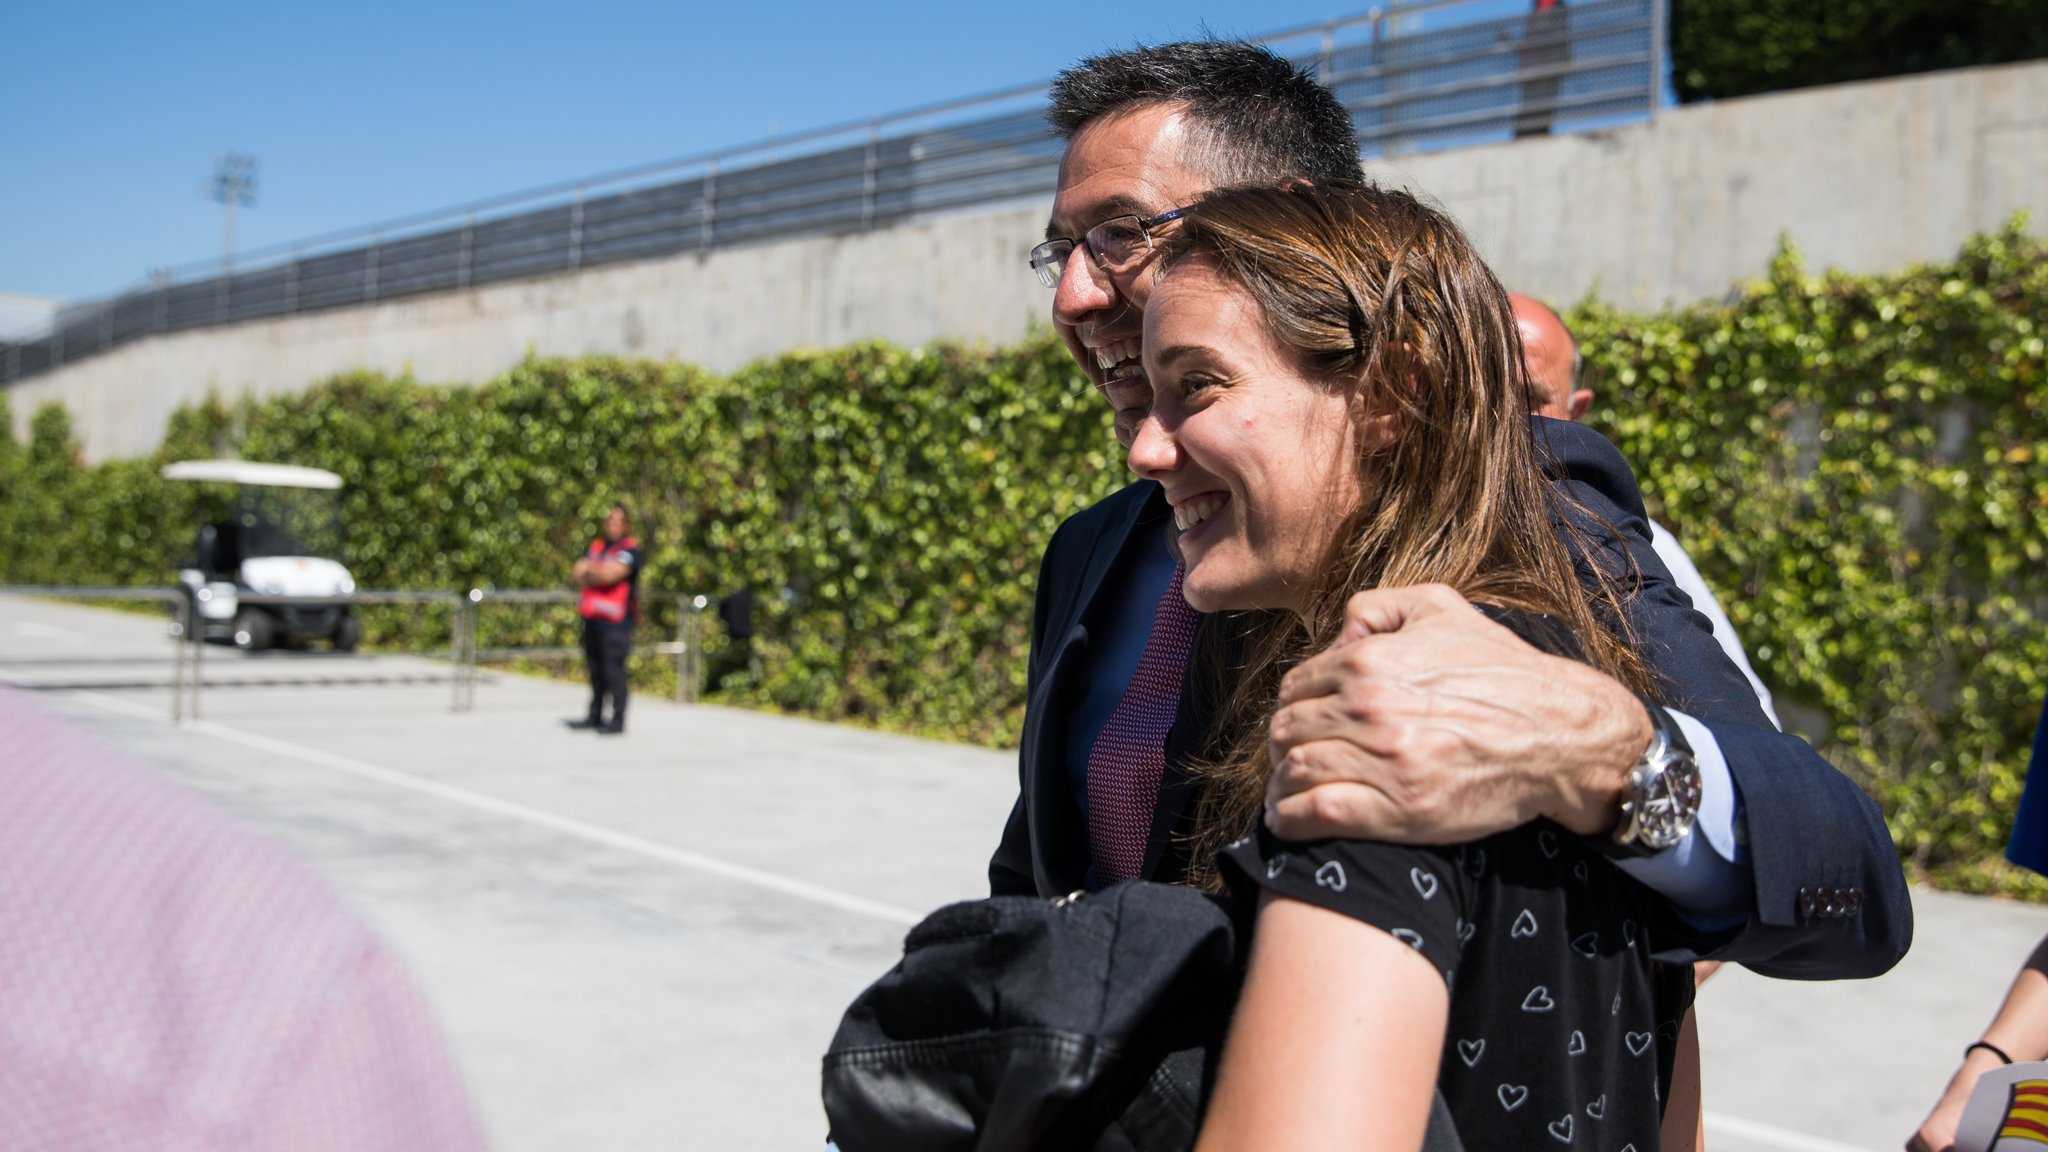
[568,504,640,734]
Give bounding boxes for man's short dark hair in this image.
[1048,40,1364,187]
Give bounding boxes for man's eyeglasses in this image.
[1028,208,1186,288]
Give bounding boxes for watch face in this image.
[1637,755,1703,850]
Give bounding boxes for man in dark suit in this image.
[989,40,1909,979]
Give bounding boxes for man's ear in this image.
[1566,388,1594,422]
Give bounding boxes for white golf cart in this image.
[164,459,362,651]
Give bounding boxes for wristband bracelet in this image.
[1968,1040,2014,1065]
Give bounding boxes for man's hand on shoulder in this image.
[1263,584,1653,845]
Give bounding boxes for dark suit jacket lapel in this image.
[1071,482,1159,631]
[1024,480,1162,896]
[1022,627,1091,895]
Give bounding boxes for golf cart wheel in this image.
[332,614,362,653]
[233,608,275,651]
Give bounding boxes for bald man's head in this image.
[1511,293,1592,422]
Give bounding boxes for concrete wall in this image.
[1379,59,2047,311]
[5,200,1056,463]
[13,60,2045,463]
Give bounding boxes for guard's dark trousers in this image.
[581,619,633,728]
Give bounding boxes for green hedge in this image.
[1576,218,2047,893]
[1670,0,2048,104]
[0,340,1124,745]
[2,219,2043,891]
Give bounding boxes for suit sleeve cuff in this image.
[1611,710,1749,929]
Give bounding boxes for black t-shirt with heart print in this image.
[1220,821,1695,1151]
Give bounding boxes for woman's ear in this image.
[1346,385,1401,454]
[1345,349,1413,455]
[1359,408,1400,452]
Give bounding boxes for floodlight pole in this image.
[209,153,260,276]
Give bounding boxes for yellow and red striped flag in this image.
[1993,1079,2048,1149]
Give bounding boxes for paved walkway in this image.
[3,592,2041,1152]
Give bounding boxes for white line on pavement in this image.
[69,693,1885,1152]
[73,692,925,926]
[1706,1111,1882,1152]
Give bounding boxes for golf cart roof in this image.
[160,460,344,489]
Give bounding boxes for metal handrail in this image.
[0,585,186,601]
[3,0,1662,385]
[0,585,198,720]
[0,585,711,721]
[452,588,708,711]
[233,590,461,606]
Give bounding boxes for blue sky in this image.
[2,1,1414,303]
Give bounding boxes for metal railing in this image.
[1,0,1661,387]
[450,589,710,714]
[0,586,710,723]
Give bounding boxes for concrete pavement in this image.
[3,592,2040,1152]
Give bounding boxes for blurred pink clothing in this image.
[0,687,489,1151]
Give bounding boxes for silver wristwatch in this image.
[1607,699,1702,856]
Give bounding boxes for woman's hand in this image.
[1907,934,2048,1152]
[1907,1047,2008,1152]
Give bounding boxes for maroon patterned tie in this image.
[1086,562,1201,886]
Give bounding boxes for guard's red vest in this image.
[577,535,639,623]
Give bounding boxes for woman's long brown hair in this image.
[1161,182,1654,888]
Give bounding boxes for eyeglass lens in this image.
[1030,215,1155,288]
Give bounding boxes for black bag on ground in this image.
[821,881,1464,1152]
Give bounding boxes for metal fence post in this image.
[1648,0,1666,123]
[862,122,879,231]
[172,595,190,723]
[569,186,585,270]
[701,160,717,251]
[452,589,480,713]
[467,589,481,710]
[688,594,708,703]
[365,231,381,303]
[450,591,464,712]
[684,590,700,701]
[189,603,205,723]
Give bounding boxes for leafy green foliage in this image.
[1670,0,2048,103]
[1573,216,2047,891]
[3,219,2042,888]
[0,337,1119,745]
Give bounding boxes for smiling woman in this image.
[1128,182,1698,1152]
[1143,182,1658,875]
[1132,259,1361,615]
